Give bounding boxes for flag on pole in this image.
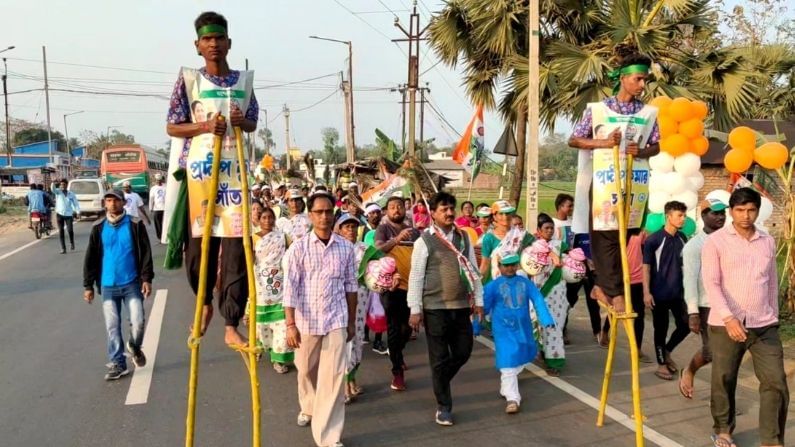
[453,105,485,179]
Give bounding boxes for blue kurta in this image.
[484,275,554,369]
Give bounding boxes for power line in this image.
[332,0,408,56]
[6,57,175,75]
[291,90,339,113]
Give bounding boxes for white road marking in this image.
[125,289,168,405]
[475,336,683,447]
[0,234,52,261]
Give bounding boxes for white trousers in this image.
[500,366,524,404]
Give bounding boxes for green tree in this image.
[320,127,345,165]
[80,129,136,160]
[257,127,275,155]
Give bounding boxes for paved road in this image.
[0,221,792,446]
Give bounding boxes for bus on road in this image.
[100,145,168,198]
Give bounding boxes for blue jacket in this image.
[484,275,555,369]
[26,190,46,213]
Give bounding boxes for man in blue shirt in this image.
[83,189,154,380]
[643,200,689,381]
[53,179,80,253]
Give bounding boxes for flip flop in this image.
[654,370,674,381]
[710,434,737,447]
[678,369,693,399]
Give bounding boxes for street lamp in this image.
[309,35,355,162]
[64,111,84,153]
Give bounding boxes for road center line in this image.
[475,336,683,447]
[0,234,51,261]
[125,289,168,406]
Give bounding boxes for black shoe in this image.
[59,248,66,254]
[126,340,147,367]
[104,363,130,381]
[70,242,75,250]
[435,409,454,426]
[372,340,388,355]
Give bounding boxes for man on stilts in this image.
[568,46,660,314]
[164,11,259,346]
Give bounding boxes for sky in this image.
[0,0,514,157]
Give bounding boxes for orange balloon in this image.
[728,126,756,152]
[658,115,678,139]
[261,155,274,170]
[724,148,753,173]
[660,133,689,156]
[754,142,789,170]
[679,118,705,139]
[691,100,709,120]
[669,97,695,122]
[650,96,673,116]
[691,136,710,156]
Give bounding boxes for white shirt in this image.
[406,225,483,314]
[124,192,144,218]
[149,184,166,211]
[552,216,572,243]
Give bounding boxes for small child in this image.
[413,202,430,230]
[483,253,555,414]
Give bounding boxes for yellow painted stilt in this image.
[185,115,225,447]
[595,146,644,446]
[233,126,262,447]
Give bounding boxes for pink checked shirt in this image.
[284,231,358,335]
[701,224,779,328]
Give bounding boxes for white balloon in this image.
[648,193,671,213]
[673,153,701,176]
[663,171,687,195]
[649,153,675,173]
[758,197,773,222]
[672,190,699,211]
[649,173,665,193]
[686,172,705,191]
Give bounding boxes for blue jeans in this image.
[102,281,145,367]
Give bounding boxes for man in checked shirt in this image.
[284,192,357,447]
[702,187,788,447]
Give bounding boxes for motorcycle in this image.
[30,210,50,239]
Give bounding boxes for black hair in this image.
[554,193,574,210]
[194,11,228,32]
[307,192,334,211]
[460,200,474,211]
[30,184,36,190]
[260,206,276,220]
[664,201,687,214]
[386,196,404,208]
[729,187,761,209]
[315,185,327,191]
[429,191,456,211]
[512,215,523,222]
[476,202,489,209]
[614,44,652,69]
[251,201,265,211]
[537,213,554,229]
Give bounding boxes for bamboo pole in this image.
[185,115,225,447]
[234,127,262,447]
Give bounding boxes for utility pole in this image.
[341,72,354,163]
[283,104,291,170]
[419,83,429,144]
[63,110,83,178]
[42,46,52,165]
[2,55,11,167]
[393,1,427,158]
[525,0,540,233]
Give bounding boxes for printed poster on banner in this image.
[183,67,254,238]
[590,102,658,231]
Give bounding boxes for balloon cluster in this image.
[260,155,274,171]
[724,126,789,173]
[645,96,707,236]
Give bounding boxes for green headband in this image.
[608,64,650,94]
[197,24,227,38]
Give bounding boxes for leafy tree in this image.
[13,127,67,152]
[320,127,345,165]
[80,129,136,160]
[257,127,275,154]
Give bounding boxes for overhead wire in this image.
[332,0,408,56]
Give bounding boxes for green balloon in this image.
[682,216,697,237]
[364,230,376,247]
[644,213,665,233]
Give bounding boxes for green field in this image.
[449,181,575,218]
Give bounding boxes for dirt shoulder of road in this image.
[0,206,30,236]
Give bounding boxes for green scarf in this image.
[608,64,650,95]
[164,169,188,270]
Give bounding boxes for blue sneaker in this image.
[435,409,454,426]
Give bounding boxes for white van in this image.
[68,178,110,219]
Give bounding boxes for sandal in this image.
[654,370,674,381]
[545,367,561,377]
[710,434,737,447]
